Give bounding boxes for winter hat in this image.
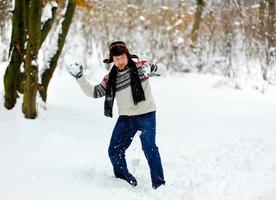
[103,41,139,64]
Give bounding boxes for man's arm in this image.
[77,75,108,98]
[66,63,108,98]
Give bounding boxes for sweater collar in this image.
[117,65,129,73]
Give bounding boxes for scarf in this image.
[104,59,145,117]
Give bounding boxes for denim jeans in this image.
[108,111,165,187]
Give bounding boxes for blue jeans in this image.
[108,111,165,187]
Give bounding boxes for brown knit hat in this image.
[103,41,139,64]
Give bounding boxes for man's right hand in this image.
[66,63,83,79]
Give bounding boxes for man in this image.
[67,41,166,189]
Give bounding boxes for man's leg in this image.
[138,112,165,189]
[108,116,137,186]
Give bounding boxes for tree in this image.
[267,0,276,48]
[39,0,76,102]
[191,0,204,44]
[259,0,276,81]
[3,0,77,119]
[4,0,27,109]
[22,0,42,118]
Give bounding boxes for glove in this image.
[66,63,83,79]
[142,62,152,77]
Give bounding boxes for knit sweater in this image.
[77,61,166,116]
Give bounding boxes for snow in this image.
[126,4,138,10]
[251,4,260,9]
[0,40,4,61]
[161,6,170,11]
[31,59,38,66]
[11,0,15,11]
[41,1,58,28]
[175,19,183,26]
[139,16,146,21]
[1,62,276,199]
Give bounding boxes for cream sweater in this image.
[77,61,165,116]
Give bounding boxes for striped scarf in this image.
[104,59,145,117]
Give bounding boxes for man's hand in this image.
[142,62,166,77]
[142,62,152,77]
[66,63,83,79]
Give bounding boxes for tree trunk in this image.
[224,22,234,78]
[222,0,234,78]
[3,0,27,109]
[259,0,266,40]
[259,0,275,81]
[191,0,204,43]
[40,3,58,48]
[16,2,57,94]
[268,0,276,48]
[22,0,42,119]
[39,0,76,102]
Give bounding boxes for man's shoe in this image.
[152,182,165,189]
[115,172,137,187]
[127,176,137,187]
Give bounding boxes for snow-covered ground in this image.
[1,63,276,200]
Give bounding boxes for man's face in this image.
[113,54,128,70]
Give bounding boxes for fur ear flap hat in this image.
[103,41,139,64]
